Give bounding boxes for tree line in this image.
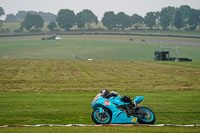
[0,5,200,32]
[102,5,200,31]
[5,11,56,22]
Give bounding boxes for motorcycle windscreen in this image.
[134,96,144,104]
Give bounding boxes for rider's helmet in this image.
[100,89,110,98]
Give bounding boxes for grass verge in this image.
[1,126,200,133]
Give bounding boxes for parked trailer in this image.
[154,46,192,61]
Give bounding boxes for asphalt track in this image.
[1,124,200,127]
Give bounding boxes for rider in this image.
[100,88,119,99]
[100,88,132,103]
[100,89,133,116]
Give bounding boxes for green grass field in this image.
[0,59,200,132]
[0,35,200,61]
[0,34,200,132]
[1,91,200,125]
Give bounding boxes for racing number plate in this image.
[131,117,137,123]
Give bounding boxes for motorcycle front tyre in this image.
[91,109,112,124]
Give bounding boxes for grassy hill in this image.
[0,59,199,92]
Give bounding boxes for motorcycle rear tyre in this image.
[138,107,156,124]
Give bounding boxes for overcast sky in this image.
[1,0,200,20]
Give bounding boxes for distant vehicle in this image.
[154,46,192,61]
[91,91,155,124]
[41,35,62,40]
[41,35,56,40]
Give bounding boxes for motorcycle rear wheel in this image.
[138,107,156,124]
[91,109,112,124]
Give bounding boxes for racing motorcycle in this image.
[91,93,155,124]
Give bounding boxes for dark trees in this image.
[76,12,85,29]
[165,6,176,28]
[187,9,199,30]
[0,7,5,27]
[179,5,191,29]
[144,12,156,29]
[130,14,144,29]
[160,8,171,29]
[131,14,144,24]
[159,7,176,29]
[21,13,44,31]
[0,7,4,17]
[47,21,57,31]
[56,9,76,30]
[76,9,98,29]
[115,12,131,29]
[102,11,116,30]
[174,10,184,30]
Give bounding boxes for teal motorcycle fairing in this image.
[91,94,138,124]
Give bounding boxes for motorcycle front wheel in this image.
[138,107,156,124]
[91,109,112,124]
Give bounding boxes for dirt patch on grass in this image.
[2,56,9,59]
